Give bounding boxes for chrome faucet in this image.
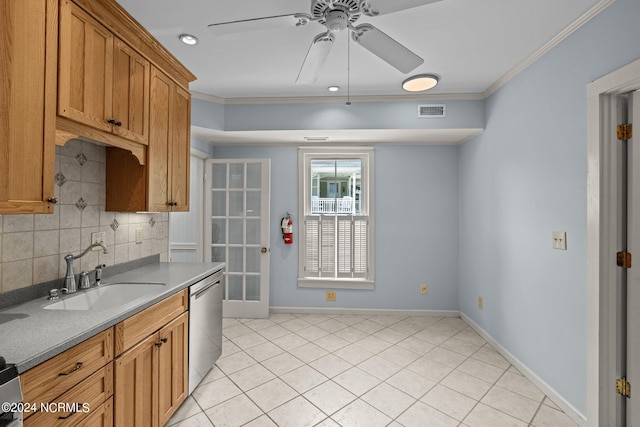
[64,242,109,293]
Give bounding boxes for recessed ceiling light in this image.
[327,86,340,92]
[402,74,439,92]
[179,34,199,46]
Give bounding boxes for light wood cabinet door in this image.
[148,67,172,212]
[157,313,189,426]
[77,397,113,427]
[58,0,114,133]
[112,39,150,145]
[114,334,157,427]
[169,86,191,212]
[148,67,191,212]
[0,0,57,214]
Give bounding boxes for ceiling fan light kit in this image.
[208,0,442,85]
[402,74,439,92]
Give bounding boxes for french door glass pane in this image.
[246,191,261,215]
[212,164,227,189]
[212,192,226,216]
[229,219,243,244]
[247,163,261,189]
[211,219,226,243]
[229,191,244,216]
[229,163,244,189]
[227,275,243,300]
[246,219,260,244]
[228,247,243,272]
[211,246,225,263]
[246,275,260,301]
[246,247,260,273]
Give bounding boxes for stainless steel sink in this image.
[43,282,166,311]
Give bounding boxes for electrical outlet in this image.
[135,228,143,244]
[420,284,427,294]
[478,296,484,309]
[552,231,567,250]
[91,231,106,250]
[326,290,337,301]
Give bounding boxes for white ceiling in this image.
[116,0,605,101]
[115,0,607,145]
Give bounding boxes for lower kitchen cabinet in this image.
[114,311,188,427]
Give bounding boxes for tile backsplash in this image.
[0,139,168,294]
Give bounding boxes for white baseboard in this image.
[269,306,460,317]
[460,313,587,427]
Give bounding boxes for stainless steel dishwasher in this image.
[188,268,224,394]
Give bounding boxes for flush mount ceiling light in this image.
[179,34,199,45]
[402,74,439,92]
[327,86,340,92]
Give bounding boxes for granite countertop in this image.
[0,261,224,373]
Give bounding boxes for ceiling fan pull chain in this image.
[346,29,351,106]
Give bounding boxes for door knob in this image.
[261,247,268,254]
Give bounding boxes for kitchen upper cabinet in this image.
[112,39,150,145]
[106,68,191,212]
[148,67,191,212]
[0,0,58,214]
[58,0,150,146]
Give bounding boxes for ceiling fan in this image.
[208,0,442,84]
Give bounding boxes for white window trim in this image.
[297,146,375,290]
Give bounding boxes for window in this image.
[298,147,374,289]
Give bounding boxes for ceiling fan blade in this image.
[352,24,423,73]
[296,32,335,84]
[361,0,442,16]
[208,14,303,36]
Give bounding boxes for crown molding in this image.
[483,0,615,98]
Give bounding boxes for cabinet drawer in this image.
[22,328,113,407]
[24,362,113,427]
[114,290,188,355]
[76,397,113,427]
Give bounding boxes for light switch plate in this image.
[552,231,567,250]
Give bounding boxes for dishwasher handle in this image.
[192,280,221,299]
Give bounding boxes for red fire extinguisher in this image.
[281,213,293,245]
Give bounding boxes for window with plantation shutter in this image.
[298,148,374,289]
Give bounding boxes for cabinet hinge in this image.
[616,377,631,398]
[617,251,632,268]
[617,124,633,141]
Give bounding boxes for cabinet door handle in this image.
[115,121,122,127]
[160,337,168,343]
[47,196,58,204]
[58,362,83,376]
[107,119,116,125]
[57,405,81,420]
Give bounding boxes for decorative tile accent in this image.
[149,217,156,228]
[110,219,119,231]
[75,198,87,211]
[55,172,67,186]
[75,153,87,165]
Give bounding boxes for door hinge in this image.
[616,377,631,398]
[617,251,632,268]
[617,123,633,141]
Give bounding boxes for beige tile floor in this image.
[167,313,579,427]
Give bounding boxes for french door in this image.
[204,159,271,318]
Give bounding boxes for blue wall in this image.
[212,145,460,311]
[459,0,640,415]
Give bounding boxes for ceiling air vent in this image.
[418,104,446,118]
